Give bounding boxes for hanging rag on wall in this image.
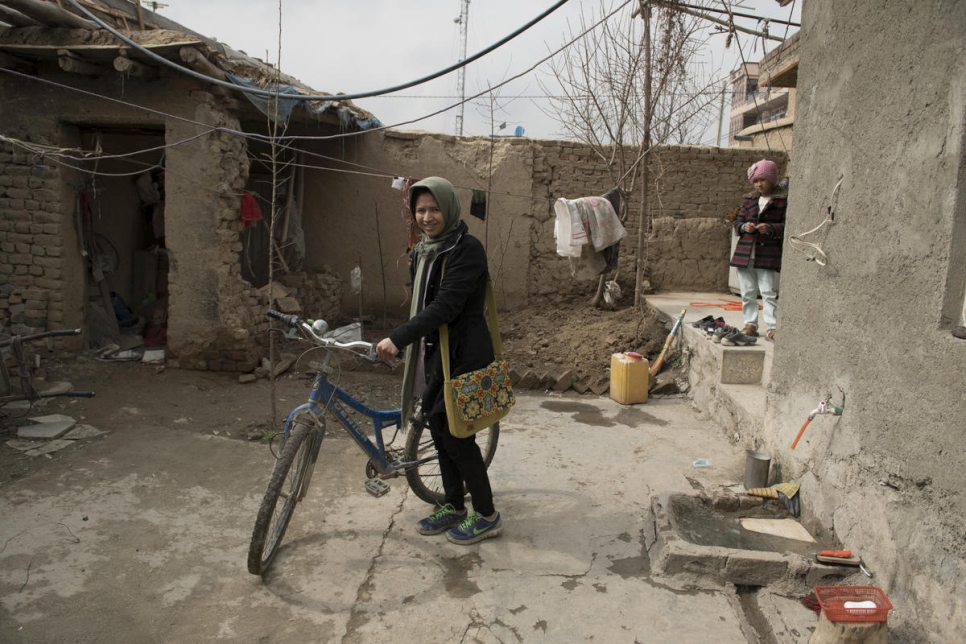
[240,191,263,229]
[470,189,487,220]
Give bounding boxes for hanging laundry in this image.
[240,191,263,229]
[470,189,487,220]
[553,195,626,256]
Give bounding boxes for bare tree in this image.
[539,0,720,306]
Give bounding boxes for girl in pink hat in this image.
[729,159,786,341]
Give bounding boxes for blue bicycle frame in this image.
[283,372,414,476]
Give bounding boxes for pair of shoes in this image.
[741,324,759,337]
[416,503,468,535]
[712,325,733,344]
[692,315,714,328]
[700,317,726,335]
[766,329,776,341]
[721,328,758,346]
[446,511,503,545]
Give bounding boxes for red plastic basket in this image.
[814,586,893,623]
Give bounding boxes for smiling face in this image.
[413,192,445,238]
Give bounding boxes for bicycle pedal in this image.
[365,478,390,497]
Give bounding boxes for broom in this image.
[649,308,686,377]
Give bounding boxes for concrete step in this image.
[644,293,772,440]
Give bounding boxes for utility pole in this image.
[454,0,470,136]
[715,80,727,146]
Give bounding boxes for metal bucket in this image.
[744,450,771,490]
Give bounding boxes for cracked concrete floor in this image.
[1,392,816,643]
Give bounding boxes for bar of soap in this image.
[844,601,877,610]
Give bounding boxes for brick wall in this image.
[0,142,69,335]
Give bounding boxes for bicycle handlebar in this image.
[266,310,380,363]
[0,328,82,349]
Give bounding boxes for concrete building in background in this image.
[728,50,796,152]
[763,1,966,640]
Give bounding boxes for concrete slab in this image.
[0,393,801,643]
[17,419,76,439]
[23,439,75,456]
[27,414,76,424]
[62,424,106,440]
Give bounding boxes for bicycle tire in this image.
[247,414,318,575]
[403,420,499,505]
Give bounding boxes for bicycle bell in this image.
[311,319,329,335]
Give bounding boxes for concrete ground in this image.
[0,385,823,643]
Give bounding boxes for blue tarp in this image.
[225,73,382,130]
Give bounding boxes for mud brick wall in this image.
[528,142,788,303]
[0,142,69,336]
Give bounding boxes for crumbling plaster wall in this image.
[764,2,966,639]
[0,72,263,370]
[300,130,533,324]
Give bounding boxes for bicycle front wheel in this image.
[247,413,319,575]
[404,420,499,505]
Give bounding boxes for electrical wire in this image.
[64,0,571,102]
[1,1,632,145]
[788,176,842,266]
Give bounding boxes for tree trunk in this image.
[634,4,653,306]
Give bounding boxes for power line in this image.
[64,0,570,103]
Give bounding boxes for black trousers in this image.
[427,411,495,517]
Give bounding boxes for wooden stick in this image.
[649,308,686,377]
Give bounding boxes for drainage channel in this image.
[736,585,778,644]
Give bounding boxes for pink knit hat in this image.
[748,159,778,184]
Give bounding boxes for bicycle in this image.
[0,328,96,405]
[247,310,499,575]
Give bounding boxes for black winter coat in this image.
[389,230,494,416]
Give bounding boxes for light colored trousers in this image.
[736,267,778,331]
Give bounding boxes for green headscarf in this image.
[401,177,464,424]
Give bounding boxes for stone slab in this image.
[62,424,106,440]
[18,418,76,439]
[27,413,75,424]
[24,439,75,456]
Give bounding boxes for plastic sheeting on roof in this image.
[225,73,382,130]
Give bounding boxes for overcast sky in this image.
[158,0,801,143]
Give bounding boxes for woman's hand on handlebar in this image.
[375,338,399,362]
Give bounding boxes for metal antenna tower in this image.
[454,0,470,136]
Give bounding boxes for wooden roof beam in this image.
[58,49,104,75]
[114,54,155,79]
[0,50,36,74]
[0,4,42,27]
[2,0,97,29]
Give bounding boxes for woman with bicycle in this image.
[376,177,503,545]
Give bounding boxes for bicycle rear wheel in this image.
[403,420,499,505]
[247,413,319,575]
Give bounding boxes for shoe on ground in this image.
[741,324,759,337]
[692,315,714,328]
[446,511,503,545]
[417,503,468,535]
[722,329,758,346]
[712,325,733,344]
[766,329,776,341]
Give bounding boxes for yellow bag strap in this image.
[438,255,502,383]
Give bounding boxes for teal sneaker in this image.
[445,512,503,545]
[416,503,468,535]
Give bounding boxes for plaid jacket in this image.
[729,188,787,271]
